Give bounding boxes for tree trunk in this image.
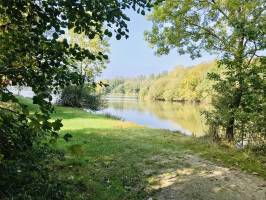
[225,89,242,142]
[225,24,245,142]
[226,118,234,141]
[78,61,84,107]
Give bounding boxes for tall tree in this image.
[0,0,151,158]
[145,0,266,141]
[67,29,110,80]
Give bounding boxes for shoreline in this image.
[104,93,210,104]
[16,97,266,199]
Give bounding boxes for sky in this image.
[100,10,216,79]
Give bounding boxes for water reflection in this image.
[99,97,208,137]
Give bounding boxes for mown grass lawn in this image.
[19,97,266,199]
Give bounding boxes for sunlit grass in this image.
[18,96,266,199]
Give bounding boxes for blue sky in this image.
[100,10,216,79]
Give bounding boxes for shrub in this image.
[58,85,104,111]
[0,98,62,160]
[0,145,83,200]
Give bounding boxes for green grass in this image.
[18,97,266,199]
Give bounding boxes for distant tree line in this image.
[100,61,219,102]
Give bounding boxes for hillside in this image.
[101,61,220,102]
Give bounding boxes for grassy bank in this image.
[19,97,266,199]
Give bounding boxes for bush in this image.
[205,61,266,144]
[0,109,35,159]
[0,145,84,200]
[0,98,62,160]
[0,98,86,200]
[58,85,104,111]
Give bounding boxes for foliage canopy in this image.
[0,0,151,158]
[0,1,152,198]
[145,0,266,142]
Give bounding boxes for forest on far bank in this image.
[100,61,221,102]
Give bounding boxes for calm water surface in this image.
[12,87,208,136]
[98,96,208,136]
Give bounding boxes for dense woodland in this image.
[101,61,219,102]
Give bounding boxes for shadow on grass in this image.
[53,107,93,119]
[59,127,188,155]
[53,106,126,121]
[17,96,109,120]
[54,128,191,200]
[55,128,266,200]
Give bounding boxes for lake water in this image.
[98,96,208,137]
[10,87,208,136]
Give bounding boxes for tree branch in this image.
[0,66,25,75]
[0,105,20,115]
[0,22,11,32]
[209,0,229,20]
[184,19,230,52]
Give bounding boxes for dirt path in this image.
[146,154,266,200]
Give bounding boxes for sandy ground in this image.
[146,154,266,200]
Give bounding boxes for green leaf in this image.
[116,34,122,40]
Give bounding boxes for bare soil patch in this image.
[147,154,266,200]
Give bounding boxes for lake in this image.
[97,96,208,137]
[11,87,208,136]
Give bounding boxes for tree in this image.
[145,0,266,142]
[67,29,110,80]
[58,29,110,108]
[0,0,151,157]
[0,1,152,198]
